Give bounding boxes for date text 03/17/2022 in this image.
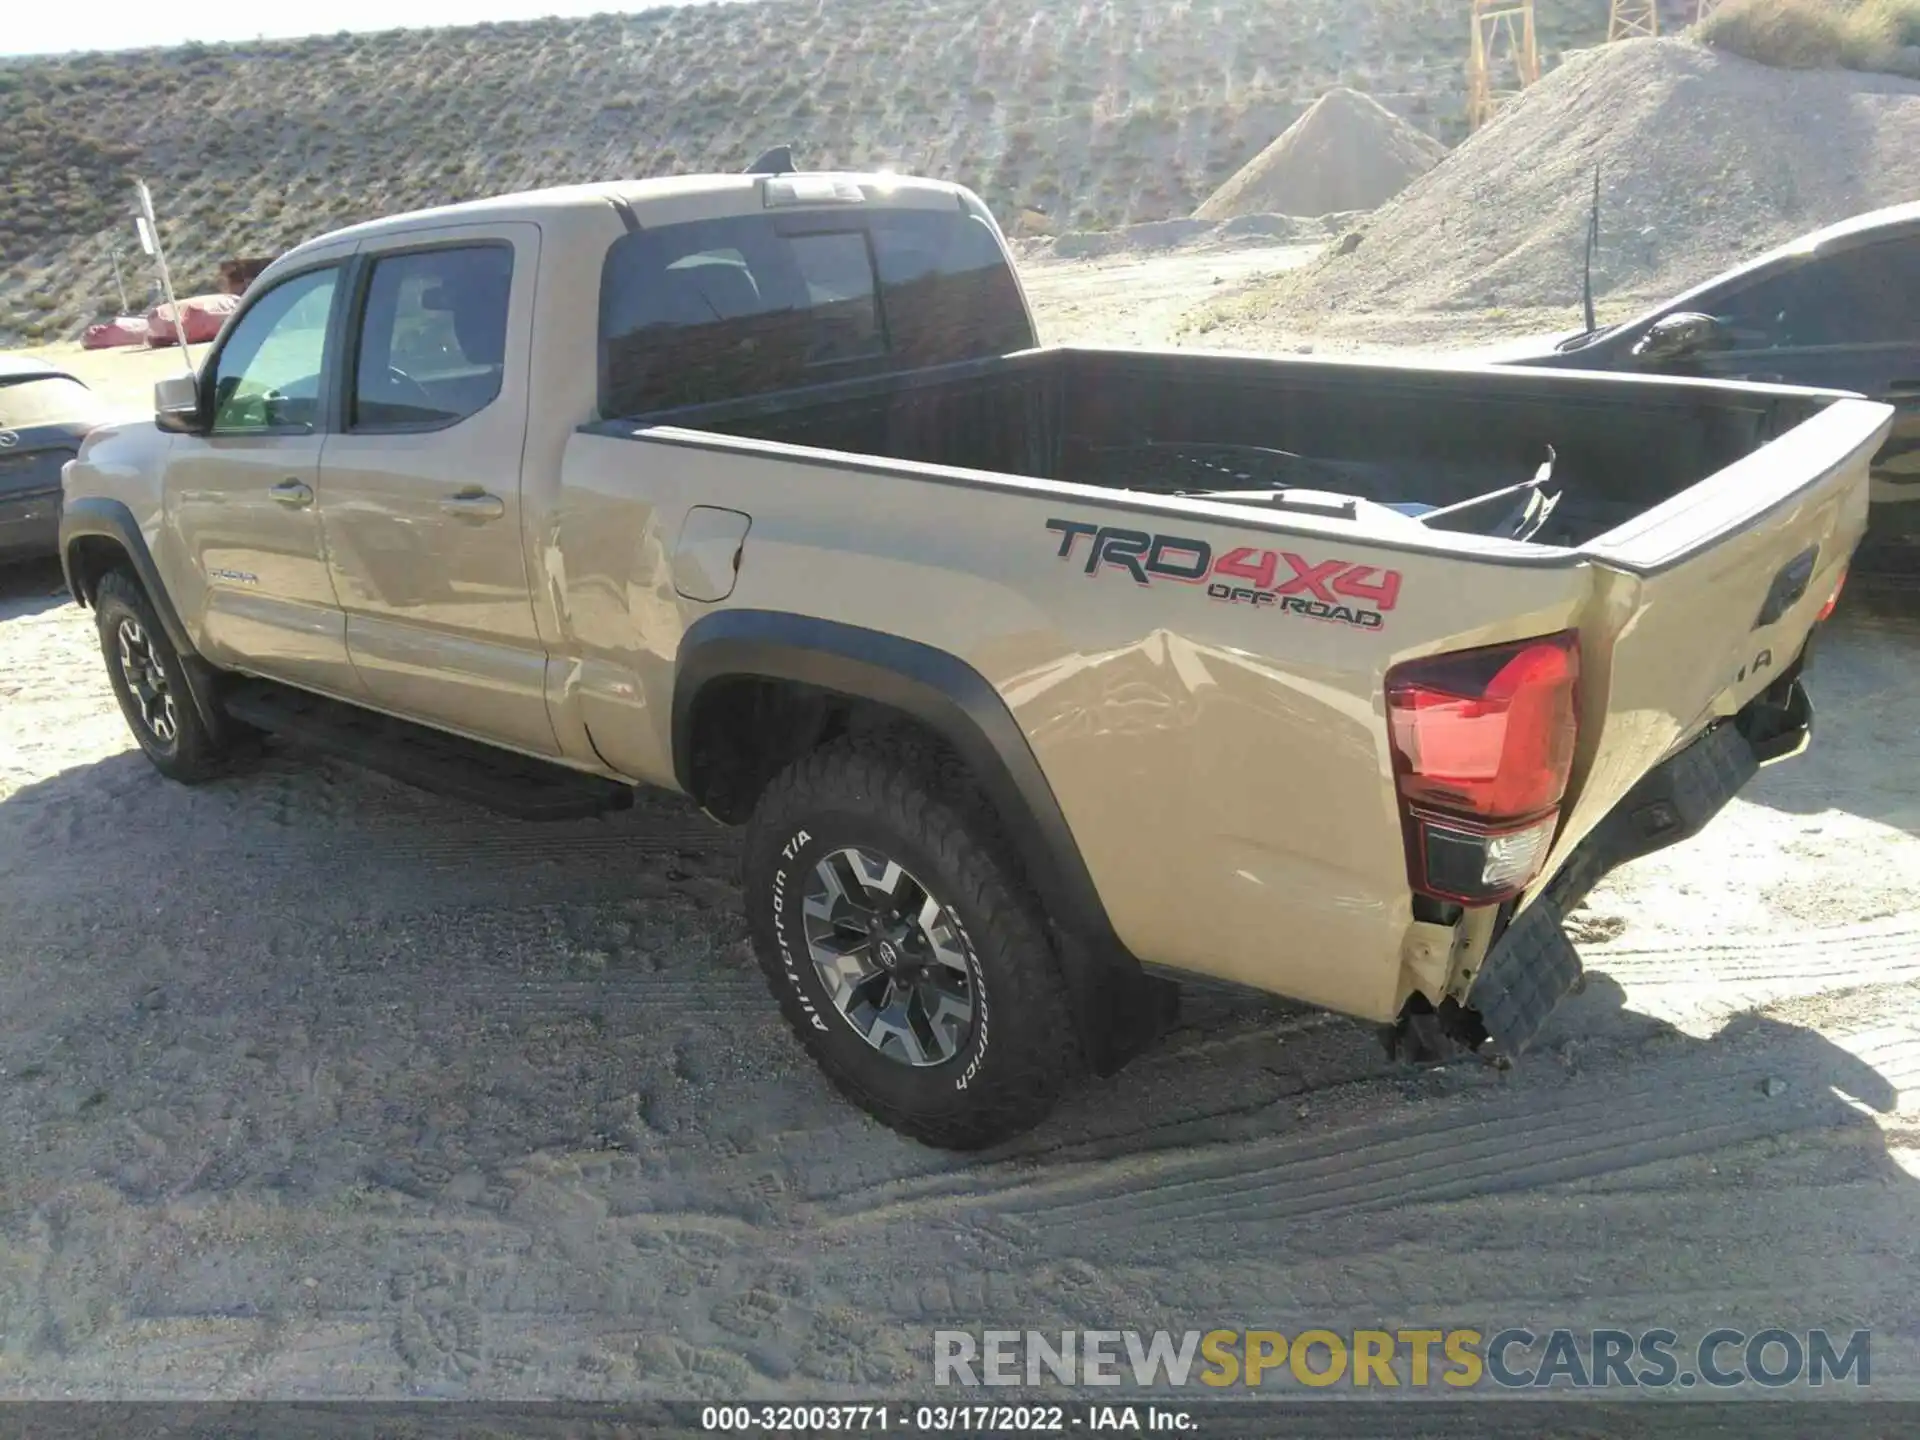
[699,1403,1194,1432]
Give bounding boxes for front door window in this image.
[207,267,339,434]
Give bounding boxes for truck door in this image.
[164,252,367,698]
[318,222,560,756]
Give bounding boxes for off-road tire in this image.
[742,735,1083,1150]
[95,569,229,784]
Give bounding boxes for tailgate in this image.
[1544,395,1892,877]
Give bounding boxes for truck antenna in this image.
[1582,162,1600,335]
[744,145,797,175]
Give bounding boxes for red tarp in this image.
[82,316,153,350]
[145,294,240,347]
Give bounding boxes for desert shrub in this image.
[1852,0,1920,43]
[1695,0,1849,67]
[1844,0,1920,68]
[1697,0,1920,72]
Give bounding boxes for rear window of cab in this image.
[597,207,1034,419]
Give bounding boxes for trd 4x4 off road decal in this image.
[1045,518,1401,630]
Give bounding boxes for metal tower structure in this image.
[1467,0,1540,132]
[1611,0,1722,38]
[1608,0,1659,41]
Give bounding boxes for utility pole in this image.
[108,243,130,314]
[133,179,197,377]
[1467,0,1540,132]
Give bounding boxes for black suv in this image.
[0,356,108,567]
[1492,201,1920,593]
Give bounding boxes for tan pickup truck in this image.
[59,166,1888,1148]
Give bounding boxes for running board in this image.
[222,679,636,822]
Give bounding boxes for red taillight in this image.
[1387,631,1580,819]
[1386,631,1581,904]
[1817,565,1847,622]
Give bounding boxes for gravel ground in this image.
[2,249,1918,1400]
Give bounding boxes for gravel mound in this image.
[1258,38,1920,323]
[1194,87,1448,221]
[1029,211,1351,262]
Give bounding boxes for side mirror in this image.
[154,374,204,434]
[1630,311,1730,365]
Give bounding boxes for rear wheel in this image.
[742,736,1082,1150]
[95,569,230,784]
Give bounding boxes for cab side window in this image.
[1709,238,1920,350]
[350,244,514,431]
[208,267,339,435]
[1795,238,1920,345]
[1698,268,1805,351]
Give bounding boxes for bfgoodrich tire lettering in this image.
[743,735,1081,1149]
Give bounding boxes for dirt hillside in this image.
[1194,86,1448,220]
[1237,37,1920,328]
[1,0,1628,347]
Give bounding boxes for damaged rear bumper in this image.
[1467,672,1815,1057]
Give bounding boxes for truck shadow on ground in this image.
[936,969,1916,1245]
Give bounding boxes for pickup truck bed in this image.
[609,345,1830,548]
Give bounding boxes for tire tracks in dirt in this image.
[405,973,773,1027]
[0,796,739,918]
[766,922,1920,1218]
[1579,918,1920,1027]
[1591,916,1920,983]
[811,1024,1917,1238]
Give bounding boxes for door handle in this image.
[270,479,314,509]
[440,489,506,521]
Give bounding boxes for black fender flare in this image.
[59,496,226,735]
[673,609,1173,1072]
[60,498,192,646]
